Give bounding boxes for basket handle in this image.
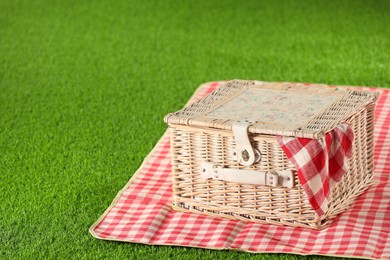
[200,161,294,188]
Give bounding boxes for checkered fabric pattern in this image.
[90,82,390,259]
[277,123,354,216]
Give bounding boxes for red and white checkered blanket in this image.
[90,82,390,259]
[277,123,354,216]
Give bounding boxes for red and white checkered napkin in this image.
[277,124,354,216]
[90,82,390,259]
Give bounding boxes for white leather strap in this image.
[232,120,261,166]
[200,162,294,188]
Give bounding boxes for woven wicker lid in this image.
[164,80,379,139]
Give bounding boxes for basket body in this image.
[165,81,378,229]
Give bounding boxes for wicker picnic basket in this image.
[164,80,379,229]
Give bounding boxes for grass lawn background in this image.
[1,0,389,259]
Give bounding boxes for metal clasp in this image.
[232,120,261,166]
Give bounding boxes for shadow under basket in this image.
[164,80,379,229]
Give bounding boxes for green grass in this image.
[1,0,389,259]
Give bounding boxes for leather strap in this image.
[200,161,294,188]
[232,120,261,166]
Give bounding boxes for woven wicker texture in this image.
[165,80,379,139]
[165,81,379,229]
